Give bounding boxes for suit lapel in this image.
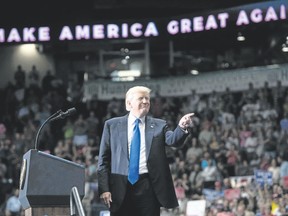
[145,116,154,160]
[118,115,129,159]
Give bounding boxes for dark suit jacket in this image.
[97,114,188,212]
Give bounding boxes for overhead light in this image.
[119,70,140,77]
[190,69,199,75]
[19,43,39,56]
[120,48,129,54]
[266,64,280,69]
[237,32,245,41]
[112,77,135,82]
[121,59,128,64]
[283,38,288,52]
[282,44,288,52]
[110,70,141,81]
[84,72,89,81]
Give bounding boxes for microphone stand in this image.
[34,110,62,150]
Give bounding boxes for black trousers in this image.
[111,174,160,216]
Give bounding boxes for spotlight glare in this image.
[190,69,199,75]
[237,35,245,41]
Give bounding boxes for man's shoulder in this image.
[147,116,166,124]
[105,115,127,124]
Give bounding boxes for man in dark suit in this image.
[97,86,194,216]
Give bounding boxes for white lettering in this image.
[280,5,286,19]
[205,15,218,30]
[23,27,36,42]
[250,9,263,23]
[59,26,73,40]
[39,27,50,41]
[236,10,250,26]
[265,6,278,21]
[7,28,21,42]
[130,23,142,37]
[144,22,158,37]
[218,13,229,28]
[75,25,90,39]
[0,3,284,43]
[193,16,204,32]
[107,24,119,38]
[167,20,179,35]
[180,19,192,33]
[122,23,129,38]
[93,25,105,39]
[0,29,4,42]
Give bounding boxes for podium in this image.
[18,149,85,216]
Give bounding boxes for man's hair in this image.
[125,86,151,111]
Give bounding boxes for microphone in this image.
[34,108,77,150]
[50,107,77,122]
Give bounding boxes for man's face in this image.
[128,91,150,118]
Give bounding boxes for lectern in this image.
[18,149,85,216]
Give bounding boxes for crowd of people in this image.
[0,65,288,216]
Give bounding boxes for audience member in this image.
[28,65,40,89]
[5,188,22,216]
[41,70,55,95]
[14,65,26,89]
